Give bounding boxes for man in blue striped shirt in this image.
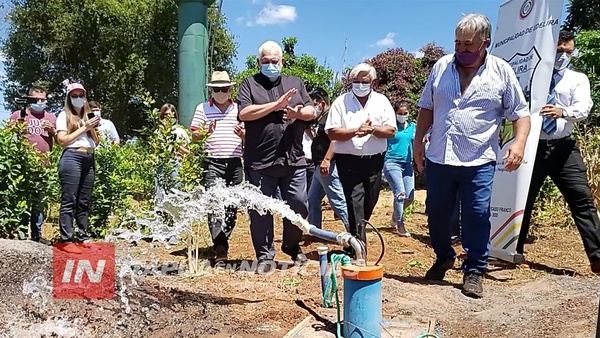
[414,14,531,298]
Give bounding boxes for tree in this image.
[570,30,600,127]
[340,43,447,107]
[1,0,237,136]
[233,37,334,99]
[563,0,600,32]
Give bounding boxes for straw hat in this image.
[207,71,236,87]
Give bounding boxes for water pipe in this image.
[317,246,329,307]
[288,216,367,266]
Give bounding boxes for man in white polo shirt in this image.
[325,62,396,257]
[191,71,245,262]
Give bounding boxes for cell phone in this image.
[87,112,95,120]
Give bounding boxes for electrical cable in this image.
[362,220,385,266]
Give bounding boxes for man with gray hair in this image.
[414,13,531,298]
[325,62,396,257]
[237,40,316,273]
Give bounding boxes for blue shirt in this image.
[385,121,416,163]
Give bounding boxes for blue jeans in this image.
[383,160,415,227]
[155,160,181,199]
[307,161,349,230]
[21,189,44,240]
[425,160,495,274]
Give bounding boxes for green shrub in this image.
[0,121,51,239]
[0,95,208,240]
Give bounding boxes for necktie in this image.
[542,75,557,135]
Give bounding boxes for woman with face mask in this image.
[382,101,416,237]
[55,83,100,253]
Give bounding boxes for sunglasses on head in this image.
[70,93,85,99]
[212,87,230,93]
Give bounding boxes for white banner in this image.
[488,0,563,263]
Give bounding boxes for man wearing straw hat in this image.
[191,70,245,263]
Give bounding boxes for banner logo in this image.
[53,243,115,299]
[499,46,541,148]
[519,0,534,19]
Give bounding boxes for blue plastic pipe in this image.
[317,246,329,307]
[343,274,383,338]
[309,226,338,243]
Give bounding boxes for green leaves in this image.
[0,121,48,239]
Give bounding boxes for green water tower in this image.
[177,0,217,128]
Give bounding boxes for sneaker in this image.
[32,237,52,246]
[395,225,411,237]
[462,273,484,298]
[282,245,308,266]
[390,218,397,227]
[425,259,455,281]
[214,245,228,263]
[256,259,277,275]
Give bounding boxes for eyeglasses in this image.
[70,94,85,99]
[212,87,231,93]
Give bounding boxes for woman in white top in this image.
[55,83,100,249]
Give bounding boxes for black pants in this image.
[58,149,96,242]
[246,165,307,260]
[517,138,600,263]
[203,157,244,251]
[335,153,385,236]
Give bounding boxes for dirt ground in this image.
[2,189,599,338]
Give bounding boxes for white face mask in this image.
[93,110,102,117]
[211,92,230,104]
[554,52,571,71]
[396,115,408,124]
[71,97,85,109]
[352,83,371,97]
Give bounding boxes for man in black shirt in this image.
[237,40,316,273]
[306,91,350,232]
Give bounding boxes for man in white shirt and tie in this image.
[517,31,600,274]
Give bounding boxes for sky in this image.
[0,0,570,121]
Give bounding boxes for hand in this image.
[319,159,330,176]
[355,119,373,137]
[207,119,217,134]
[413,140,426,173]
[283,105,303,120]
[503,141,525,172]
[42,120,56,135]
[275,88,298,110]
[86,116,100,129]
[541,105,563,119]
[234,123,245,138]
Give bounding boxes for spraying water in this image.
[22,178,365,317]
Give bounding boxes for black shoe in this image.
[31,236,52,246]
[281,245,308,265]
[462,273,484,298]
[214,245,228,263]
[256,259,277,275]
[425,259,455,281]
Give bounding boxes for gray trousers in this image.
[204,157,244,250]
[246,165,308,260]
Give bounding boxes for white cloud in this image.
[236,17,245,24]
[247,4,297,26]
[375,33,396,48]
